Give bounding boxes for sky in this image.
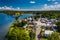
[0,0,60,10]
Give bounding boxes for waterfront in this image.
[0,13,33,40]
[0,12,60,40]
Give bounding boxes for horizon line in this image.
[0,9,60,11]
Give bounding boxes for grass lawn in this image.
[42,38,48,40]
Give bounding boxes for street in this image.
[35,19,42,40]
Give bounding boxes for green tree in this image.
[29,31,36,40]
[47,32,60,40]
[6,27,30,40]
[11,20,27,27]
[56,20,60,32]
[5,20,30,40]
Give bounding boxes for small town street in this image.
[35,19,42,40]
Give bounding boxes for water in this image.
[0,13,15,40]
[19,14,33,19]
[0,13,33,40]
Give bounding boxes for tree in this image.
[11,20,27,27]
[56,20,60,32]
[13,12,21,21]
[47,32,60,40]
[5,20,36,40]
[29,31,36,40]
[6,27,30,40]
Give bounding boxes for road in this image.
[35,19,42,40]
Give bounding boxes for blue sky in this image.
[0,0,60,10]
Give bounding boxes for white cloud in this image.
[0,6,13,10]
[30,1,36,4]
[0,4,60,11]
[41,4,60,10]
[17,7,20,10]
[0,6,20,10]
[54,2,58,4]
[44,4,48,6]
[47,0,56,1]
